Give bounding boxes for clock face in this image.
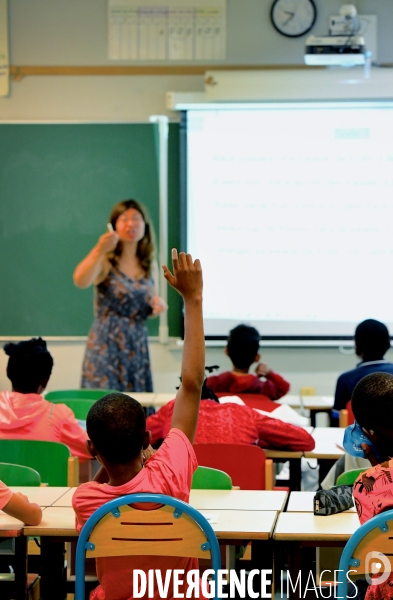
[271,0,316,38]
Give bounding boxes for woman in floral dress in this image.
[74,200,167,392]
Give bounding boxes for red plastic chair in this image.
[193,443,274,490]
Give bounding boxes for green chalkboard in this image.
[0,123,181,336]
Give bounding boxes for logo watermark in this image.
[131,558,392,599]
[364,551,391,586]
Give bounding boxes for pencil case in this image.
[314,485,354,515]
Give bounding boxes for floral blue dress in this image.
[81,268,154,392]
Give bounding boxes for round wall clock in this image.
[271,0,317,38]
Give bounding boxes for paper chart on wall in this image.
[108,0,226,61]
[0,0,9,97]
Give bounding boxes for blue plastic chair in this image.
[337,509,393,599]
[75,493,221,600]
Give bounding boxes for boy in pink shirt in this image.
[0,480,41,525]
[73,249,205,600]
[351,372,393,600]
[0,338,90,462]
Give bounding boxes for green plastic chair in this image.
[191,465,232,490]
[0,462,41,486]
[0,440,78,486]
[336,468,367,486]
[50,398,95,420]
[45,389,118,401]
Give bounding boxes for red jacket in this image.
[146,399,315,451]
[206,370,290,399]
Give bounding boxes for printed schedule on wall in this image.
[108,0,226,61]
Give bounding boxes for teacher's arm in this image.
[73,231,118,288]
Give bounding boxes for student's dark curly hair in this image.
[4,337,53,393]
[355,319,391,360]
[108,199,155,277]
[86,393,146,464]
[227,324,260,370]
[352,372,393,431]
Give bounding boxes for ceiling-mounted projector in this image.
[304,4,368,67]
[304,35,366,66]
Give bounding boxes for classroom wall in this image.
[2,0,393,396]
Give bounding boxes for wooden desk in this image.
[286,491,356,513]
[24,506,278,600]
[278,396,333,427]
[274,511,359,542]
[0,515,26,600]
[190,489,288,512]
[53,488,288,512]
[8,486,71,507]
[154,393,175,407]
[305,427,344,460]
[123,392,157,406]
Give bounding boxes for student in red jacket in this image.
[206,324,290,398]
[146,383,314,451]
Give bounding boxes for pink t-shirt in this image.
[353,462,393,600]
[73,429,200,600]
[0,481,13,511]
[0,391,90,462]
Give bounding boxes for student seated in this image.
[0,481,41,526]
[73,249,205,600]
[0,338,91,462]
[206,324,290,398]
[351,372,393,600]
[146,380,315,451]
[332,319,393,424]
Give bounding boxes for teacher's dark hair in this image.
[4,337,54,393]
[109,199,155,276]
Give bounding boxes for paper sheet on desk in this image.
[199,512,218,524]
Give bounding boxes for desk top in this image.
[274,511,360,542]
[278,396,333,410]
[305,427,344,459]
[286,492,356,513]
[8,487,71,507]
[24,506,278,540]
[52,488,288,512]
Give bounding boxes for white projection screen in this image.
[181,102,393,341]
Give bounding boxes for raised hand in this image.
[162,249,202,301]
[255,362,271,378]
[97,231,119,255]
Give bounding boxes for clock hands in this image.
[282,10,295,26]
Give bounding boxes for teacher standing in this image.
[73,199,167,392]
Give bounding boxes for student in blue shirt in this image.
[331,319,393,425]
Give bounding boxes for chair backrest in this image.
[45,389,118,401]
[194,444,272,490]
[336,468,367,486]
[337,508,393,599]
[0,440,78,486]
[191,465,232,489]
[0,462,41,486]
[75,493,221,600]
[50,398,95,420]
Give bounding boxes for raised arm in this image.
[163,249,204,443]
[73,230,119,288]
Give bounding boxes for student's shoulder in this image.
[151,428,196,467]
